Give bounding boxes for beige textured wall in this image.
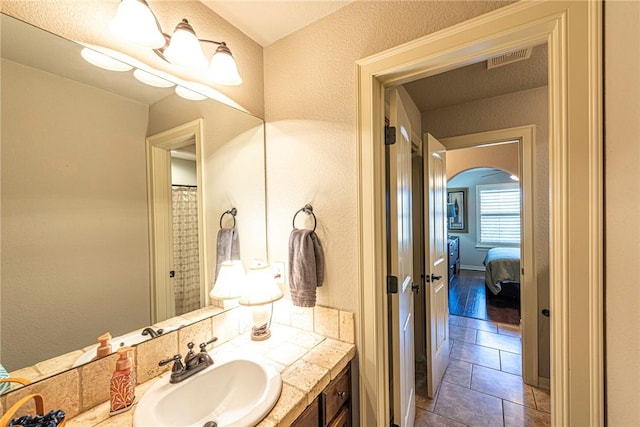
[1,60,151,371]
[1,0,264,117]
[423,86,550,378]
[446,143,519,179]
[605,1,640,425]
[264,0,510,316]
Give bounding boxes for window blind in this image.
[477,183,521,245]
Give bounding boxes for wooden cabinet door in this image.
[327,406,350,427]
[292,396,320,427]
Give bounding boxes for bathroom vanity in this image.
[292,365,351,427]
[0,305,356,427]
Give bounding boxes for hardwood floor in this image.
[449,269,520,325]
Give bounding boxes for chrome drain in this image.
[203,422,217,427]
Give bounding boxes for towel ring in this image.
[292,204,317,232]
[219,208,237,229]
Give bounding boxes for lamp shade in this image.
[109,0,165,49]
[210,261,245,299]
[208,44,242,86]
[163,19,208,70]
[239,263,283,306]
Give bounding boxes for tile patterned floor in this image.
[415,315,550,427]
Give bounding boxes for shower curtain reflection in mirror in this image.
[172,185,201,315]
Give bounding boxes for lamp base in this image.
[250,323,271,341]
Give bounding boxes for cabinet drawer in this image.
[323,368,350,424]
[327,405,350,427]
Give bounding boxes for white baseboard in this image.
[460,265,486,272]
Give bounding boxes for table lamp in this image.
[210,260,245,300]
[238,262,283,341]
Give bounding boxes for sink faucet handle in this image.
[199,337,218,352]
[159,354,181,366]
[159,354,184,373]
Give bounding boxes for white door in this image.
[388,89,415,427]
[424,133,450,397]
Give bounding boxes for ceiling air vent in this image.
[487,47,532,69]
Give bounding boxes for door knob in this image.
[411,283,420,292]
[431,274,442,281]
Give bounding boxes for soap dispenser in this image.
[109,346,135,416]
[92,332,112,361]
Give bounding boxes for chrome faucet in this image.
[158,337,217,384]
[141,327,164,338]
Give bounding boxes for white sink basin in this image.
[133,357,282,427]
[73,326,180,367]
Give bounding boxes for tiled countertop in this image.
[66,324,356,427]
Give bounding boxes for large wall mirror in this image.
[0,14,267,382]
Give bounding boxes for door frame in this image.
[356,1,602,426]
[441,126,537,386]
[147,119,207,322]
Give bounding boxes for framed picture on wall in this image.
[447,188,468,233]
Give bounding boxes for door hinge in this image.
[387,275,398,294]
[385,125,396,145]
[169,270,175,278]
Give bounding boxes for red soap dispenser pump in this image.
[109,346,135,416]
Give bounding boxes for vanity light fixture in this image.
[175,85,208,101]
[162,19,208,70]
[133,69,175,88]
[109,0,165,48]
[109,0,242,85]
[80,47,133,72]
[239,262,283,341]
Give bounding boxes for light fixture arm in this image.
[199,39,228,47]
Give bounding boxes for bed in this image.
[483,247,521,297]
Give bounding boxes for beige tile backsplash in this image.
[1,304,354,422]
[2,369,80,419]
[314,306,340,339]
[79,352,119,412]
[339,310,355,344]
[134,331,177,384]
[290,305,314,331]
